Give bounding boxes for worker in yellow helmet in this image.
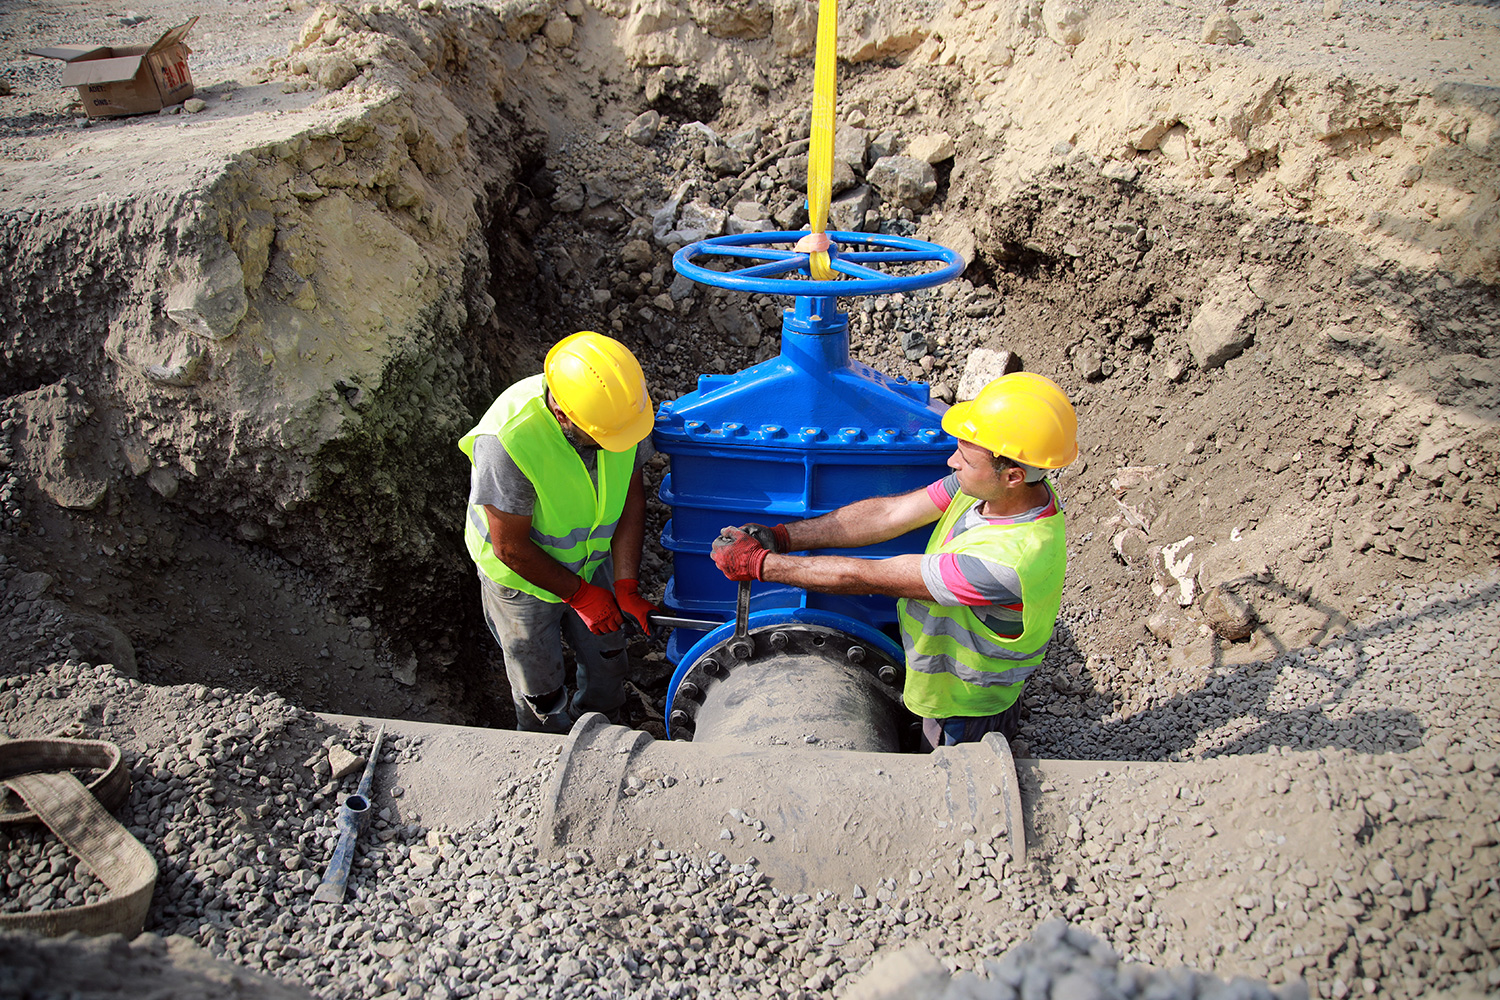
[460,332,659,733]
[712,373,1078,749]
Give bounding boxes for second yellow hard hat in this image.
[544,331,654,452]
[941,372,1078,469]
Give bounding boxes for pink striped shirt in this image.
[920,474,1062,637]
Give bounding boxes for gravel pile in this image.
[906,918,1300,1000]
[3,554,1498,999]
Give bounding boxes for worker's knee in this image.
[515,687,572,733]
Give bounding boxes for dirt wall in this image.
[0,3,552,627]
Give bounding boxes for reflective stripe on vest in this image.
[458,373,634,602]
[466,505,621,560]
[897,483,1065,719]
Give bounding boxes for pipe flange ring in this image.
[669,623,904,738]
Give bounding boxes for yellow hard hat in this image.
[941,372,1078,469]
[544,331,654,452]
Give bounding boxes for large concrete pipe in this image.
[544,714,1025,893]
[322,713,1026,894]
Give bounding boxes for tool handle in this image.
[355,726,384,801]
[646,611,725,631]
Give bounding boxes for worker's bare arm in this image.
[610,469,648,581]
[761,552,932,600]
[782,487,941,551]
[485,505,583,599]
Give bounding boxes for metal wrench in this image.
[711,528,756,660]
[728,579,753,659]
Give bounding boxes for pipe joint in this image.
[668,623,905,751]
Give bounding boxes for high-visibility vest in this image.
[458,374,635,602]
[897,483,1066,719]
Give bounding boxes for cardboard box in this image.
[28,17,198,118]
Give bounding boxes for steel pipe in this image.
[669,620,906,752]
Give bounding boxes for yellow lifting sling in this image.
[802,0,839,281]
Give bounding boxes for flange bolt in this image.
[846,645,866,664]
[679,681,701,701]
[769,631,790,650]
[728,638,753,660]
[878,664,898,685]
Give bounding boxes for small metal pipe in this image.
[648,611,725,632]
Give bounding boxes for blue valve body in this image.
[655,231,964,663]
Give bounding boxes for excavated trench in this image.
[2,0,1498,748]
[5,140,1496,747]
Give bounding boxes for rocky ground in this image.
[0,0,1494,728]
[1,562,1497,999]
[1,0,1498,997]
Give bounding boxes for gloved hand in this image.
[711,527,769,582]
[738,522,792,553]
[614,578,657,633]
[566,579,624,634]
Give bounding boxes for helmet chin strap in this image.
[993,450,1048,484]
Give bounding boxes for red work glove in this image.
[614,578,657,633]
[711,527,768,582]
[739,522,792,553]
[566,579,624,634]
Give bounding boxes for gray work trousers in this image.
[478,570,628,734]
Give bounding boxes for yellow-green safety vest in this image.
[897,483,1066,719]
[458,373,635,602]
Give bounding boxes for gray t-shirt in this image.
[469,434,655,516]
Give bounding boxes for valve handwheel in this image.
[673,229,965,299]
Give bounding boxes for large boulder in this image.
[867,155,938,211]
[1187,274,1263,370]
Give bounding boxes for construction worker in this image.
[711,373,1077,749]
[460,331,659,733]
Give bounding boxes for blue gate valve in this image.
[655,228,967,736]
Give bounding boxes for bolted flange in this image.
[668,622,905,751]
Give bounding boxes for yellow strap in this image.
[805,0,838,281]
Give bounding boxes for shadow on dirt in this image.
[1032,578,1498,761]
